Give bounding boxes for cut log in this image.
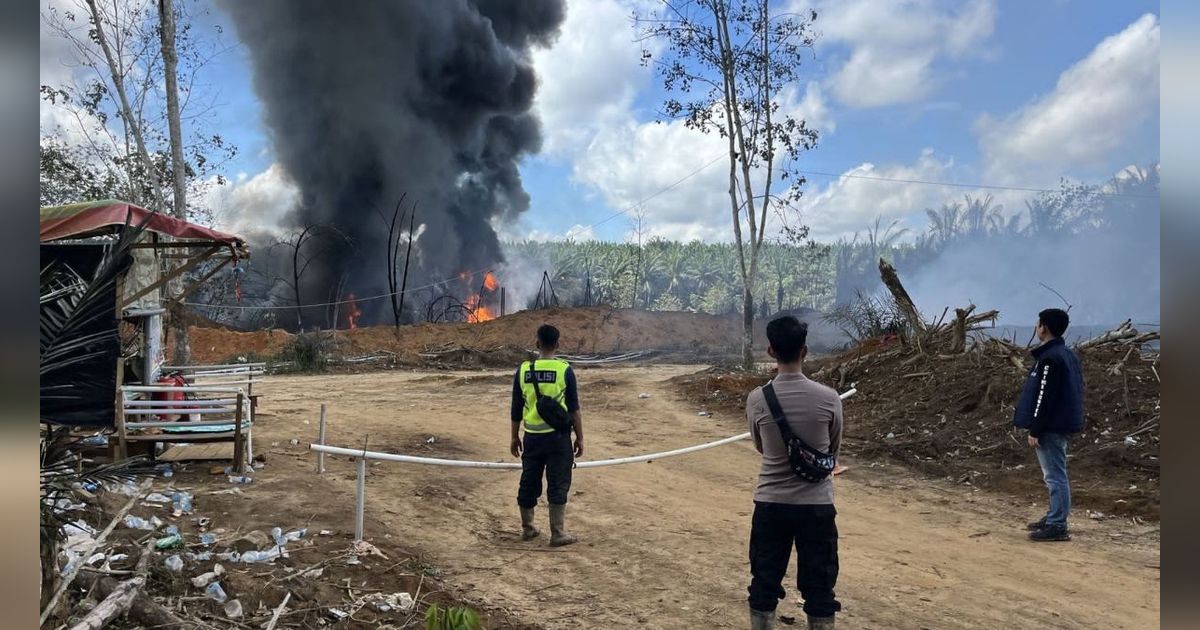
[67,575,145,630]
[77,572,192,629]
[878,258,927,338]
[948,305,976,354]
[1077,319,1135,349]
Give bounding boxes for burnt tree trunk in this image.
[878,258,927,339]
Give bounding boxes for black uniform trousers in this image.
[517,431,573,508]
[747,501,841,617]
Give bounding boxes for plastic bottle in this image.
[164,555,184,572]
[172,492,193,514]
[227,475,253,485]
[224,599,243,619]
[283,528,307,543]
[155,534,184,550]
[199,533,217,546]
[124,516,153,530]
[205,582,228,603]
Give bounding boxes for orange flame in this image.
[461,271,500,323]
[345,293,363,330]
[483,271,499,292]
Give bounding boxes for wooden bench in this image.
[117,385,252,472]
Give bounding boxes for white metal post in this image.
[317,404,327,474]
[354,457,366,541]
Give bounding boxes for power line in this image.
[794,168,1159,199]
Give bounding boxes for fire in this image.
[462,270,500,323]
[345,293,363,330]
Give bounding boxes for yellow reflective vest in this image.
[519,358,570,434]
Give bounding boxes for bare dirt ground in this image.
[240,364,1159,629]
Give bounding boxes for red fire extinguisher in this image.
[152,372,190,422]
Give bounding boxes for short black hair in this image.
[766,316,808,363]
[537,324,560,348]
[1038,308,1070,337]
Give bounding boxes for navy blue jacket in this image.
[1013,337,1085,437]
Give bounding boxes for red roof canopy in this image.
[40,200,245,247]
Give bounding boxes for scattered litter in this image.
[283,528,307,543]
[1124,436,1138,446]
[188,551,213,562]
[144,492,173,504]
[86,552,106,566]
[151,516,165,529]
[301,567,324,579]
[196,517,212,530]
[80,435,108,447]
[227,475,254,485]
[425,436,436,444]
[191,564,225,588]
[156,463,174,478]
[156,534,184,550]
[200,533,217,546]
[326,608,349,621]
[318,530,333,536]
[351,540,389,559]
[165,525,180,536]
[240,547,284,563]
[207,488,244,496]
[271,527,284,546]
[369,592,415,613]
[172,491,194,514]
[289,439,300,446]
[124,516,155,531]
[697,411,710,417]
[886,432,896,439]
[1088,511,1107,520]
[215,552,241,563]
[1128,485,1138,491]
[638,392,651,399]
[164,554,184,572]
[253,462,266,470]
[205,582,228,603]
[223,599,243,619]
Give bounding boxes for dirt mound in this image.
[671,340,1160,520]
[185,306,752,366]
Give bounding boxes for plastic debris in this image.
[240,547,283,563]
[227,475,254,485]
[200,533,217,546]
[697,411,710,417]
[224,599,243,619]
[172,491,194,514]
[271,527,284,546]
[283,528,307,543]
[205,582,228,603]
[289,438,299,445]
[215,552,241,563]
[886,432,896,439]
[326,608,349,621]
[151,516,165,529]
[196,517,212,530]
[156,534,184,550]
[425,436,436,444]
[164,554,184,572]
[144,492,172,504]
[1124,436,1138,446]
[156,463,174,478]
[318,530,333,536]
[166,525,180,536]
[81,435,108,446]
[191,564,225,588]
[124,516,155,531]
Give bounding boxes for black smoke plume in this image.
[219,0,564,328]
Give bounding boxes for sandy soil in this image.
[241,365,1159,629]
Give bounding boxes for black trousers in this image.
[517,432,573,508]
[748,501,841,617]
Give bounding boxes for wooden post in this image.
[316,404,327,474]
[232,392,245,473]
[500,286,506,317]
[115,389,129,461]
[878,258,928,338]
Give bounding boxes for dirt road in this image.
[247,365,1159,629]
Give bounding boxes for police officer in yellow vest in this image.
[510,324,584,546]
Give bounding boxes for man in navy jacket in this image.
[1013,308,1086,541]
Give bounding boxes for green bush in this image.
[276,331,330,372]
[425,603,482,630]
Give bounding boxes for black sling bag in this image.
[529,360,572,434]
[762,382,836,482]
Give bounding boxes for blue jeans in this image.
[1035,432,1071,526]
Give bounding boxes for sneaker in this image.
[1029,525,1071,542]
[1026,517,1047,531]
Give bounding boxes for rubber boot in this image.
[548,504,578,547]
[807,615,834,630]
[749,607,775,630]
[520,507,540,540]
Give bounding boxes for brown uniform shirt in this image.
[746,371,843,505]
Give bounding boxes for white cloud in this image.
[976,13,1160,185]
[795,148,960,240]
[803,0,996,108]
[526,223,596,242]
[529,0,836,244]
[206,163,300,239]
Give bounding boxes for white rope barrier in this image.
[312,387,856,540]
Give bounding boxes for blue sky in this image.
[175,0,1161,243]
